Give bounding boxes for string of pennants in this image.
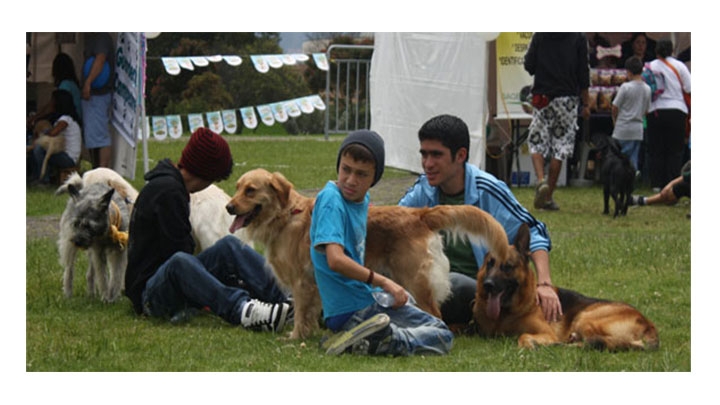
[161,53,329,75]
[147,94,326,140]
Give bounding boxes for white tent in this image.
[369,32,498,174]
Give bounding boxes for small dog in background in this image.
[56,168,137,302]
[31,119,65,179]
[594,134,635,218]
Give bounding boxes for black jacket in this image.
[124,159,195,314]
[524,33,590,98]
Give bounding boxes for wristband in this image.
[366,270,374,285]
[537,282,553,288]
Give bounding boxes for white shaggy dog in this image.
[190,184,253,251]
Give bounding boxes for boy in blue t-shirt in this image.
[310,130,453,356]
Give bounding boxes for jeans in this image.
[142,236,288,325]
[342,299,454,356]
[440,272,477,327]
[617,139,641,173]
[28,146,76,183]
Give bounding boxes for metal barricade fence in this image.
[324,44,374,139]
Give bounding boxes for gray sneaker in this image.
[534,180,550,209]
[240,299,290,333]
[325,313,391,355]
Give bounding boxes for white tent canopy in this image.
[370,32,498,174]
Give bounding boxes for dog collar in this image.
[290,208,303,215]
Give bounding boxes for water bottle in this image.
[372,290,395,308]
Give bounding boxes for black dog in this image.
[593,135,635,218]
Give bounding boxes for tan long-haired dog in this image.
[226,168,510,339]
[32,119,66,179]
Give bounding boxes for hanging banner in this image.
[298,96,314,114]
[223,55,242,66]
[495,32,534,118]
[176,57,195,71]
[256,104,275,126]
[191,56,209,67]
[167,115,183,139]
[152,116,168,140]
[281,54,296,65]
[313,53,329,71]
[284,100,301,118]
[270,102,288,123]
[308,94,326,110]
[251,55,269,73]
[162,57,181,75]
[111,32,143,149]
[206,111,224,134]
[207,55,223,63]
[222,109,238,134]
[188,113,204,133]
[292,54,309,63]
[240,107,258,129]
[265,54,283,69]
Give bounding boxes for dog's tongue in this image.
[486,291,504,320]
[228,215,246,234]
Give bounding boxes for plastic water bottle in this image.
[372,291,395,308]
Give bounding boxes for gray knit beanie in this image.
[336,130,385,187]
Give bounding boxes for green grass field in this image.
[25,135,691,376]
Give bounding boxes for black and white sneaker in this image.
[240,299,290,333]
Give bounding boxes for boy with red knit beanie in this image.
[125,128,291,332]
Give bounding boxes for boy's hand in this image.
[381,278,408,309]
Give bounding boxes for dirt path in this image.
[26,175,418,241]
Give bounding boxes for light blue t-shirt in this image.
[310,181,375,327]
[58,79,82,122]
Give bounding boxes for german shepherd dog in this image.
[225,168,510,339]
[473,224,658,350]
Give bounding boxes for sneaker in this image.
[534,180,550,209]
[630,195,645,206]
[542,199,559,211]
[325,313,391,355]
[240,299,290,332]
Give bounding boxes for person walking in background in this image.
[81,33,115,169]
[524,32,590,211]
[646,38,691,191]
[611,56,651,175]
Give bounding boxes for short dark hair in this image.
[418,114,470,163]
[655,39,674,59]
[624,56,644,75]
[341,143,376,166]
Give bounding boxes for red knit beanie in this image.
[179,128,233,182]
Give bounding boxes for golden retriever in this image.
[226,168,510,339]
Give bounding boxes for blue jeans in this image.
[617,139,641,172]
[342,300,454,356]
[142,236,288,325]
[28,145,76,183]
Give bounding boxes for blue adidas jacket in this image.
[398,163,551,267]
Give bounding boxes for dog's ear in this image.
[67,184,81,201]
[513,223,531,260]
[98,188,115,210]
[270,172,293,207]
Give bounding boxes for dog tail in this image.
[420,205,510,261]
[55,171,83,196]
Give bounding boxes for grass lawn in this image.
[22,134,699,402]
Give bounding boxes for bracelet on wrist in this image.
[537,281,553,288]
[366,270,374,285]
